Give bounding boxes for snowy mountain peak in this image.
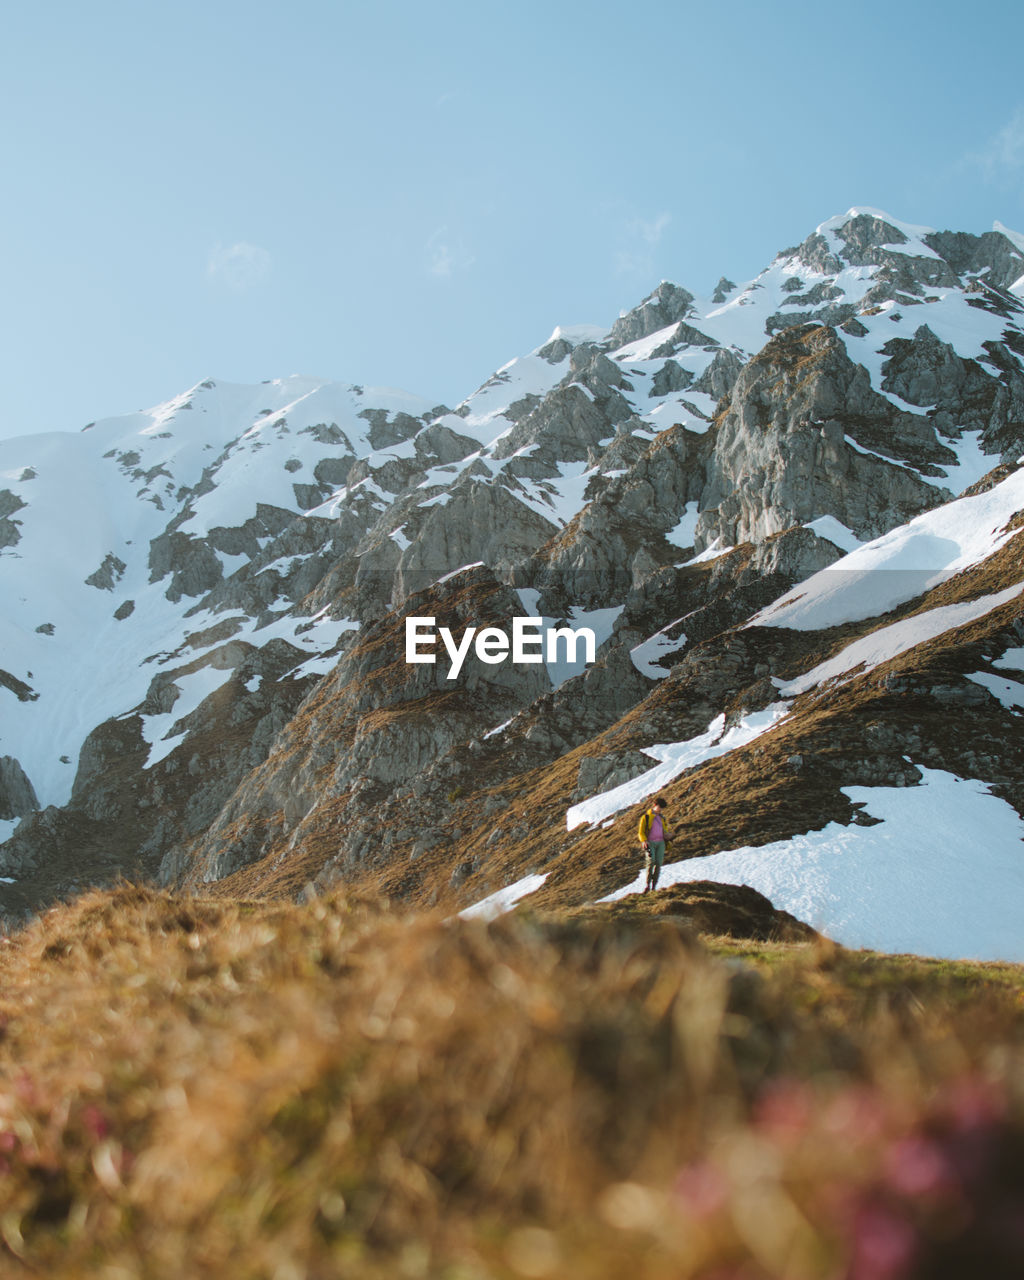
[994,219,1024,254]
[538,324,609,353]
[815,206,937,244]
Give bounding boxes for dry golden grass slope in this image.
[0,885,1023,1279]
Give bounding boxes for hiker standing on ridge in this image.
[638,797,670,893]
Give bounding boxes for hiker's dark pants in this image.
[644,840,666,889]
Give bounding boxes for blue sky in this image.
[3,0,1024,439]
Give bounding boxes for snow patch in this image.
[566,703,791,831]
[967,671,1024,711]
[510,460,593,528]
[803,516,863,553]
[665,502,700,550]
[434,561,484,584]
[994,646,1024,672]
[538,324,607,350]
[994,220,1024,259]
[287,650,344,680]
[539,604,621,688]
[753,465,1024,632]
[936,429,995,494]
[458,874,549,921]
[782,581,1024,696]
[681,537,734,567]
[140,665,235,768]
[630,621,688,678]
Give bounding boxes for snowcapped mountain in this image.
[2,208,1024,959]
[0,378,440,810]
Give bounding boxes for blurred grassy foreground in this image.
[0,884,1023,1279]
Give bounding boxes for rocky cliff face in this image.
[697,324,956,547]
[2,208,1024,929]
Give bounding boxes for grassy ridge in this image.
[0,885,1022,1277]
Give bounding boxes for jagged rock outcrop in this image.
[0,489,25,549]
[879,323,1024,458]
[608,281,699,347]
[389,481,561,597]
[923,228,1024,290]
[697,324,955,547]
[0,757,37,821]
[85,553,127,591]
[493,358,633,463]
[531,423,712,607]
[692,347,744,400]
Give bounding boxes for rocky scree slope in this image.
[2,208,1024,928]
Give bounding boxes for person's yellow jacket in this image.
[637,809,669,844]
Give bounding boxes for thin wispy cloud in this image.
[207,241,272,290]
[426,227,475,279]
[633,212,672,245]
[968,108,1024,179]
[615,210,672,276]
